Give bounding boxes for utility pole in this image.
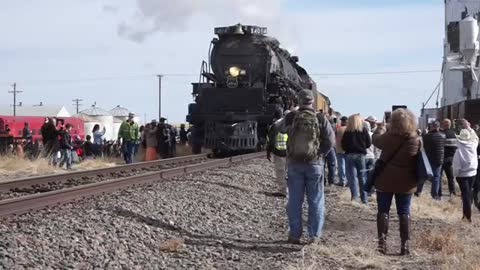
[8,83,23,117]
[72,98,83,114]
[157,74,163,120]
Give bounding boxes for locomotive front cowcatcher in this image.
[186,24,323,154]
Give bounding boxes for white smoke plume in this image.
[110,0,291,43]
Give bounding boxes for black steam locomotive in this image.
[186,24,326,154]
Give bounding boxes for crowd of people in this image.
[2,112,192,168]
[266,89,479,255]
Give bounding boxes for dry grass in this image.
[411,192,461,223]
[175,144,193,157]
[0,156,61,180]
[416,226,480,270]
[417,227,465,255]
[0,156,118,181]
[296,184,480,269]
[287,243,389,270]
[159,238,184,253]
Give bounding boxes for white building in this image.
[76,106,115,141]
[0,104,70,117]
[440,0,480,122]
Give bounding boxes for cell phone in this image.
[384,111,392,124]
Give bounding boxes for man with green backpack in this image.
[279,89,335,244]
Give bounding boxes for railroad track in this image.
[0,154,210,198]
[0,152,263,217]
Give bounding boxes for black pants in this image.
[457,177,475,217]
[474,166,480,210]
[442,160,455,195]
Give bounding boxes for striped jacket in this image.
[442,129,457,160]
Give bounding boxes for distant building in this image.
[0,104,71,117]
[75,105,139,142]
[76,105,115,141]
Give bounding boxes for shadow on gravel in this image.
[110,206,302,254]
[164,178,286,198]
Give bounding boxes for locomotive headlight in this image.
[229,66,241,77]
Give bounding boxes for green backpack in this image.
[287,110,321,161]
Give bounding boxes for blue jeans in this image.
[122,141,136,164]
[287,162,325,239]
[92,144,102,157]
[417,165,442,199]
[365,158,375,182]
[376,191,412,215]
[457,177,475,216]
[336,153,346,184]
[59,149,72,169]
[324,148,337,184]
[345,154,368,203]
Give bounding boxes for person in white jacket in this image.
[453,129,479,222]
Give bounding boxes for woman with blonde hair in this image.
[372,108,420,256]
[341,114,372,203]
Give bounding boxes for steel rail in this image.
[0,152,263,217]
[0,154,209,192]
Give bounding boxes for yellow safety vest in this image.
[275,133,288,151]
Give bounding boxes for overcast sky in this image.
[0,0,443,123]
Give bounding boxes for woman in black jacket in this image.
[341,114,372,203]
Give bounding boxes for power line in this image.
[310,70,439,76]
[0,69,441,86]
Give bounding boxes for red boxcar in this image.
[0,115,85,143]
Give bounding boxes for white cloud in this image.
[111,0,286,43]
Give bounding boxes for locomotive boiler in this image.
[186,24,330,154]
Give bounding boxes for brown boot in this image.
[399,214,410,256]
[377,213,389,254]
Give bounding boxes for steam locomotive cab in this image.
[187,24,311,154]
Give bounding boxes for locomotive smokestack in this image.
[233,24,245,35]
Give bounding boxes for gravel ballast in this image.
[0,159,305,269]
[1,158,474,269]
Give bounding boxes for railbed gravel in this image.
[0,159,308,270]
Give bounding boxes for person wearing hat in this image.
[453,129,479,222]
[266,109,289,197]
[417,120,446,199]
[365,116,377,131]
[118,112,139,164]
[278,89,335,244]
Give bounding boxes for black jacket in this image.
[442,128,457,161]
[41,123,57,144]
[60,131,73,150]
[423,130,446,167]
[179,128,188,143]
[341,129,372,155]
